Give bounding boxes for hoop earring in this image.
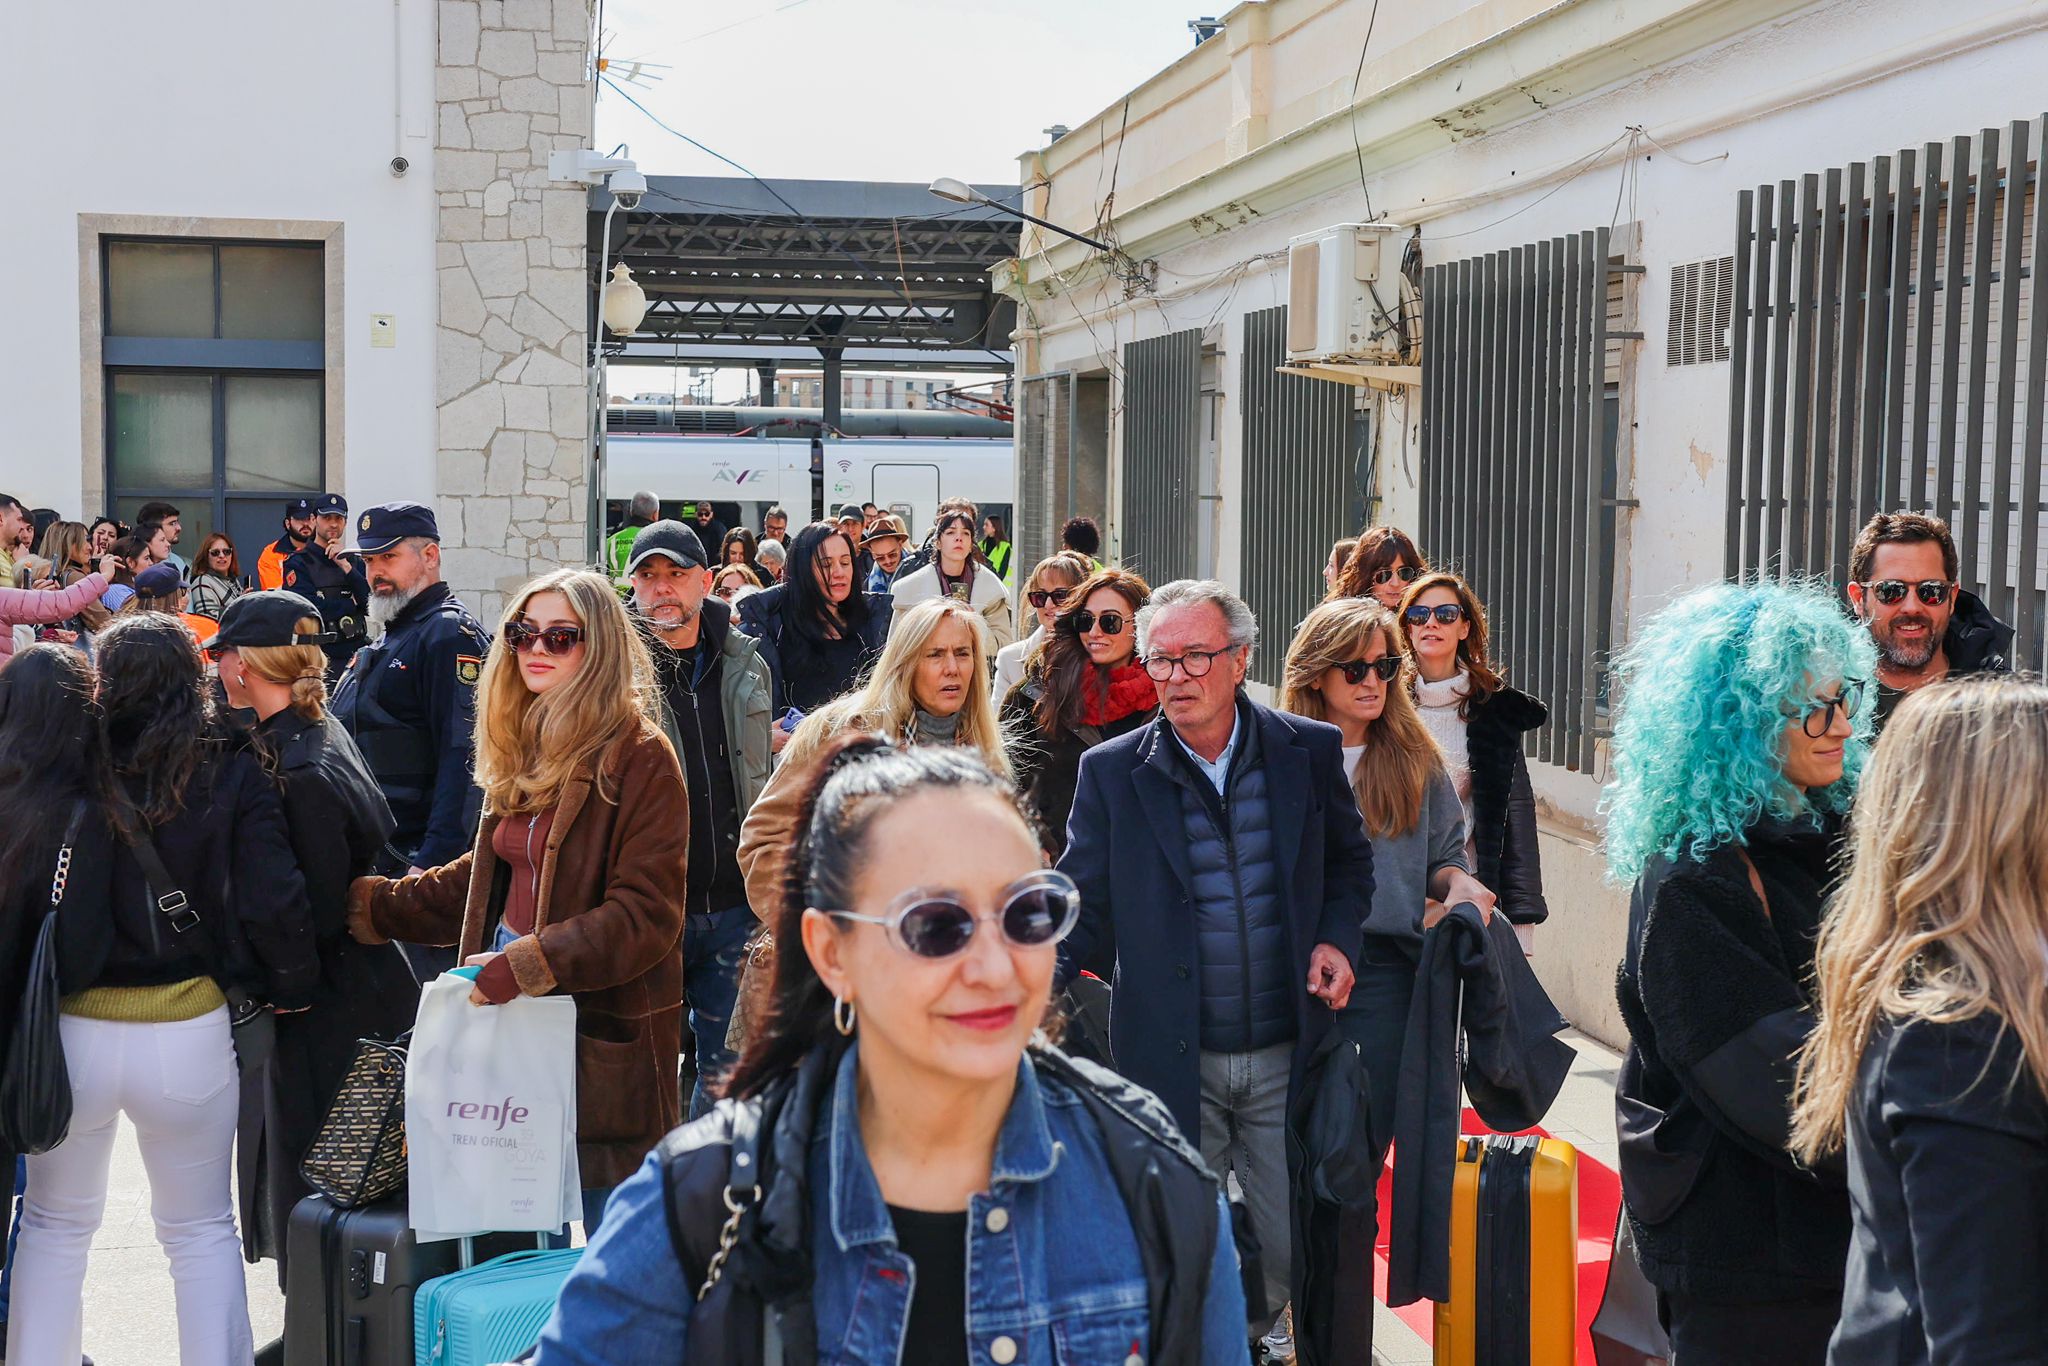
[833,995,856,1037]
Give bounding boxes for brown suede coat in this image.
[349,725,688,1188]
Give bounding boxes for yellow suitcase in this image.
[1433,1134,1579,1365]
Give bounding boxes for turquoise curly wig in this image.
[1602,579,1877,882]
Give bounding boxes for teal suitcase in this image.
[413,1247,582,1365]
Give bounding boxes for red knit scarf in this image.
[1081,661,1157,727]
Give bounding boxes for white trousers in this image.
[6,1008,253,1366]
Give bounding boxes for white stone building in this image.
[1000,0,2048,1038]
[2,0,600,618]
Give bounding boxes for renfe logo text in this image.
[447,1097,530,1131]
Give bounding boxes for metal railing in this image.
[1421,227,1620,773]
[1725,114,2047,669]
[1120,329,1204,587]
[1240,304,1367,685]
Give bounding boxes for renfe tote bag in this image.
[405,972,582,1241]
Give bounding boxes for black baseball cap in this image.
[348,502,441,553]
[835,503,865,522]
[211,590,337,649]
[284,498,315,520]
[313,493,349,517]
[624,520,709,574]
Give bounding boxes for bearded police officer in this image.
[281,493,372,680]
[330,502,490,979]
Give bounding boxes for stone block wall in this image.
[434,0,593,621]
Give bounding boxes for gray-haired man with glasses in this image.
[1055,579,1375,1346]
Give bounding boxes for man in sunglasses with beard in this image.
[1846,512,2012,730]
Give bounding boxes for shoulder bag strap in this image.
[113,782,200,935]
[48,802,88,911]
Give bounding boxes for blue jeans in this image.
[683,907,755,1120]
[1336,948,1419,1164]
[0,1155,23,1324]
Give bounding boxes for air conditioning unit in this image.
[1286,223,1409,363]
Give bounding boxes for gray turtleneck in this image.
[911,707,963,746]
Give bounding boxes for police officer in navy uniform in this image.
[281,492,371,681]
[329,501,490,980]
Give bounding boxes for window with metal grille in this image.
[1667,257,1735,365]
[1724,113,2046,670]
[1420,228,1628,773]
[1120,329,1203,587]
[1014,372,1071,570]
[1239,304,1368,687]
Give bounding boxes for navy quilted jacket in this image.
[1172,721,1295,1052]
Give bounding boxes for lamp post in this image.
[589,175,651,565]
[928,178,1114,254]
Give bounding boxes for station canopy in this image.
[591,176,1021,369]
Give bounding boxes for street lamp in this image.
[602,262,650,336]
[928,177,1114,254]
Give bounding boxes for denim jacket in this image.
[533,1042,1248,1364]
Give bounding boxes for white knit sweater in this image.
[1414,670,1475,821]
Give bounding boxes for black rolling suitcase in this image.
[282,1193,537,1365]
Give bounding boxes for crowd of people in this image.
[0,478,2042,1364]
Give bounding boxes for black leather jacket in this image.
[1465,685,1549,924]
[656,1040,1223,1365]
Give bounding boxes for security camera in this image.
[390,156,410,177]
[607,167,647,210]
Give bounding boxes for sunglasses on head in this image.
[1068,608,1126,636]
[1404,603,1466,626]
[1861,579,1952,607]
[504,621,586,655]
[1026,587,1071,609]
[1372,564,1421,588]
[1335,656,1402,684]
[823,869,1080,959]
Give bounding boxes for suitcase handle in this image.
[456,1233,558,1269]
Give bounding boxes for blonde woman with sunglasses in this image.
[347,568,688,1230]
[1281,597,1493,1160]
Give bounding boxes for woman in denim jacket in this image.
[534,736,1248,1365]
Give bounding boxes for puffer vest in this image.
[1174,722,1295,1053]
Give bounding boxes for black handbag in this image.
[299,1034,410,1207]
[1,803,88,1154]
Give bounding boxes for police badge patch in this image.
[455,655,482,685]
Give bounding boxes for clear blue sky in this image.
[594,0,1210,187]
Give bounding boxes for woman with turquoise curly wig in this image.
[1607,579,1874,1363]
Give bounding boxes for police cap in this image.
[348,502,441,554]
[313,493,349,517]
[284,498,315,520]
[211,590,337,650]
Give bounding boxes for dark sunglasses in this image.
[1371,564,1421,588]
[1069,608,1127,636]
[1336,656,1402,685]
[504,621,586,655]
[1861,579,1952,607]
[207,547,233,558]
[824,870,1081,959]
[1783,679,1866,738]
[1404,603,1466,626]
[1027,587,1071,609]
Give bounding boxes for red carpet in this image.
[1370,1109,1622,1363]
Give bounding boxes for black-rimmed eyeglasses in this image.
[1142,648,1231,681]
[1783,680,1866,737]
